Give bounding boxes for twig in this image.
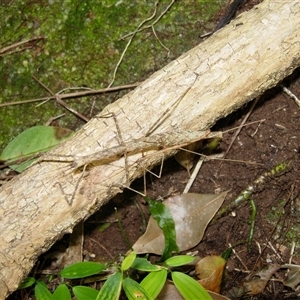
[281,85,300,108]
[0,36,45,56]
[0,83,139,108]
[225,98,259,160]
[120,1,175,39]
[216,97,259,173]
[32,75,89,122]
[247,199,256,252]
[108,1,159,87]
[108,0,175,87]
[45,113,66,126]
[151,25,170,55]
[289,241,295,264]
[183,158,204,194]
[229,243,249,271]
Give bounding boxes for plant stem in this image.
[214,161,290,221]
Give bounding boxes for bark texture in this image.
[1,0,300,298]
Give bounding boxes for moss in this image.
[0,0,226,152]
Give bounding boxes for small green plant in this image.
[18,198,213,299]
[20,251,211,300]
[19,252,212,300]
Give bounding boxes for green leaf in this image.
[98,222,111,232]
[73,286,99,300]
[122,277,153,300]
[96,271,123,300]
[140,269,167,299]
[52,284,71,300]
[35,281,53,300]
[172,271,212,300]
[221,247,232,261]
[0,125,73,172]
[131,258,162,272]
[121,251,136,271]
[165,255,195,267]
[145,196,179,260]
[18,277,36,289]
[60,261,106,279]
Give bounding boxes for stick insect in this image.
[30,112,221,205]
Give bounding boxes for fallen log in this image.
[0,0,299,298]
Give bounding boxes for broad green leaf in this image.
[133,192,227,255]
[145,196,179,260]
[35,281,53,300]
[121,251,136,271]
[172,271,212,300]
[52,284,71,300]
[96,271,122,300]
[131,257,162,272]
[140,269,167,299]
[165,255,195,267]
[60,261,106,279]
[73,286,99,300]
[122,277,153,300]
[18,277,36,289]
[158,282,231,300]
[0,125,73,172]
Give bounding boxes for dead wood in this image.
[0,0,300,298]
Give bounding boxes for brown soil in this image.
[8,2,300,300]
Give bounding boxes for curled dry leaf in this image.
[195,255,226,293]
[132,192,228,255]
[175,141,203,173]
[281,264,300,290]
[243,264,281,295]
[227,264,282,298]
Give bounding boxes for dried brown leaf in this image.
[282,264,300,290]
[243,264,281,295]
[132,192,227,254]
[174,141,202,172]
[195,256,226,293]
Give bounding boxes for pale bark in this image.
[1,0,300,298]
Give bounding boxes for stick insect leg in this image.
[96,112,130,187]
[56,163,88,205]
[143,154,165,195]
[61,112,128,205]
[102,112,166,197]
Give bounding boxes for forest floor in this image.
[73,68,300,300]
[11,52,299,300]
